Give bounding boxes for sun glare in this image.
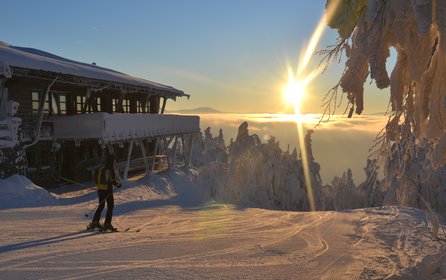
[281,0,342,212]
[284,75,305,110]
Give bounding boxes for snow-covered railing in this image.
[53,112,200,143]
[22,121,53,142]
[0,117,21,148]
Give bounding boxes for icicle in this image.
[368,28,391,89]
[390,50,408,112]
[437,0,446,52]
[407,84,415,121]
[340,22,369,115]
[436,0,446,33]
[366,0,392,89]
[387,0,413,23]
[426,51,446,139]
[411,0,433,36]
[365,0,379,24]
[413,82,428,138]
[407,28,436,83]
[432,134,446,169]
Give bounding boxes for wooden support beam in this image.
[139,140,149,176]
[161,97,167,114]
[107,144,122,182]
[0,79,7,119]
[187,133,195,168]
[123,140,134,180]
[169,136,178,172]
[24,77,57,149]
[166,136,174,148]
[179,134,185,166]
[150,138,159,173]
[81,89,91,114]
[54,94,61,115]
[142,95,149,113]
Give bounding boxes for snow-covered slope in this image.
[0,171,444,279]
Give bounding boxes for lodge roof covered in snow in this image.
[0,41,187,99]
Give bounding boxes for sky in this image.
[0,0,394,182]
[0,0,391,114]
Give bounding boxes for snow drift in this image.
[0,175,55,209]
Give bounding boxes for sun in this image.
[283,73,306,111]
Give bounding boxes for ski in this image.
[83,227,140,233]
[124,228,141,232]
[83,228,119,233]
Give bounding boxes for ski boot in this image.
[100,223,118,232]
[87,221,101,230]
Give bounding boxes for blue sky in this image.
[1,0,389,114]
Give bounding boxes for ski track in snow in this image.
[0,179,443,279]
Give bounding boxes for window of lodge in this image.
[95,97,101,112]
[112,98,118,112]
[136,100,143,113]
[122,99,130,113]
[32,91,39,114]
[32,91,50,114]
[59,94,67,115]
[76,96,86,114]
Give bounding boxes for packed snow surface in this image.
[0,171,444,279]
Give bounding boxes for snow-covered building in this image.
[0,41,199,187]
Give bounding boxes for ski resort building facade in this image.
[0,42,199,187]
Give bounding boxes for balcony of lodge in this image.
[53,112,200,143]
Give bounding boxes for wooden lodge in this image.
[0,42,199,187]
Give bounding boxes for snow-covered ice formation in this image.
[321,0,446,217]
[327,0,446,166]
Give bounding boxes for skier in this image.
[87,153,121,231]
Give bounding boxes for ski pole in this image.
[59,176,95,189]
[84,186,118,218]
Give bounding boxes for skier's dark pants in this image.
[93,189,114,224]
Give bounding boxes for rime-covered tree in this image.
[199,122,324,211]
[323,0,446,213]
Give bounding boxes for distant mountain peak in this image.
[168,107,222,114]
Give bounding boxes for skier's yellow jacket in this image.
[96,166,119,191]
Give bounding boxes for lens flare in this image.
[284,71,306,108]
[284,0,342,211]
